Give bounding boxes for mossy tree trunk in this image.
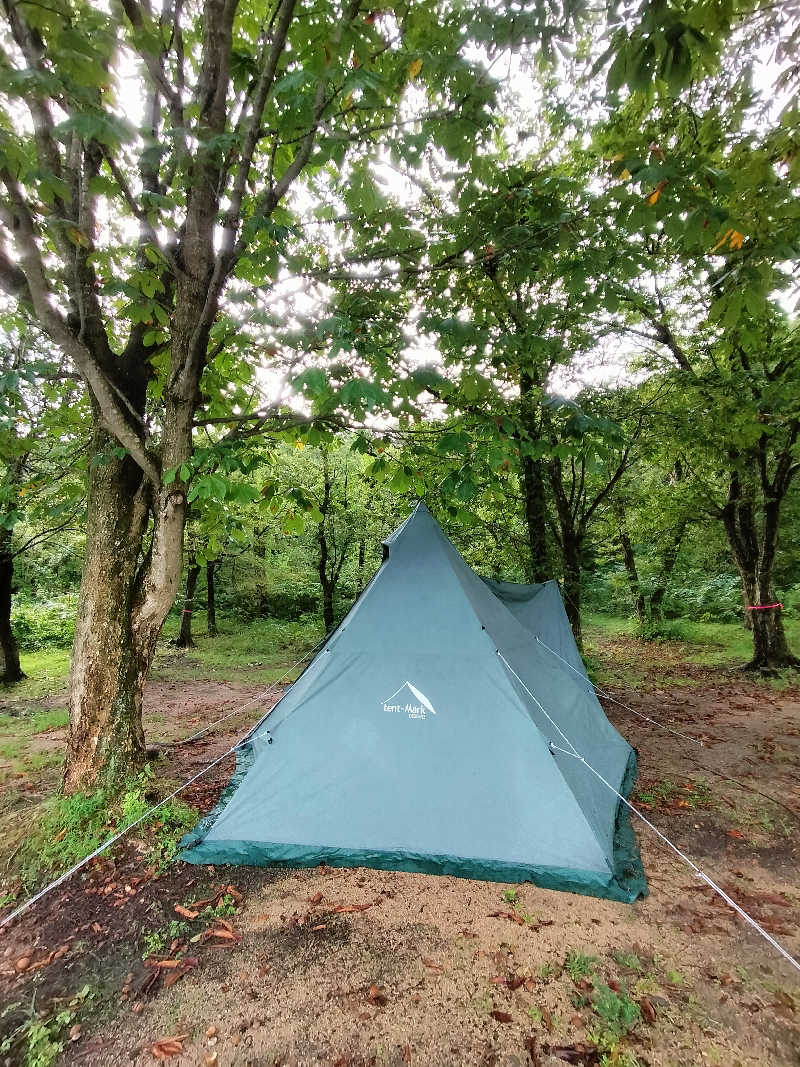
[0,530,24,684]
[206,560,218,636]
[176,555,201,648]
[721,458,799,671]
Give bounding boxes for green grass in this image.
[635,777,713,809]
[151,615,324,683]
[565,950,598,982]
[0,707,69,737]
[29,708,69,733]
[585,613,800,677]
[14,769,197,891]
[0,707,69,780]
[1,649,72,701]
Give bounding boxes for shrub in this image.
[635,618,691,643]
[10,595,78,651]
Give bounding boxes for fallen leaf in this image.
[727,829,745,839]
[69,1024,82,1042]
[163,959,198,989]
[174,904,199,920]
[188,893,218,909]
[490,1010,513,1023]
[150,1033,189,1060]
[306,892,324,905]
[489,910,525,926]
[422,958,444,971]
[640,997,656,1023]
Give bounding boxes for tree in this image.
[0,325,86,682]
[175,553,202,648]
[0,0,556,788]
[206,561,219,637]
[591,75,800,667]
[604,457,694,623]
[542,387,653,645]
[270,439,399,631]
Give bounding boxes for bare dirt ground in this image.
[1,637,799,1066]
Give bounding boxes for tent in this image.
[483,577,588,677]
[181,502,647,902]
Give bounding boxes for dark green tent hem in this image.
[180,746,647,904]
[180,838,642,903]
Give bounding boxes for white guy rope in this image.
[497,651,580,756]
[534,635,704,747]
[1,637,330,930]
[535,636,800,822]
[0,746,236,931]
[548,743,800,975]
[494,649,800,974]
[166,635,328,746]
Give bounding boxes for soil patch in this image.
[1,649,799,1066]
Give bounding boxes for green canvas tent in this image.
[483,577,588,677]
[181,502,647,902]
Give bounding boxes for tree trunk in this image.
[617,527,646,622]
[176,556,200,647]
[518,371,549,583]
[743,543,797,669]
[721,474,798,670]
[649,519,686,621]
[321,582,335,633]
[0,534,25,684]
[741,574,756,631]
[206,560,217,636]
[547,454,584,648]
[520,455,550,583]
[63,418,188,792]
[562,534,583,650]
[317,521,336,632]
[356,538,366,597]
[63,434,152,792]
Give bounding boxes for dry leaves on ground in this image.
[149,1033,189,1060]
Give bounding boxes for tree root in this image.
[740,655,800,675]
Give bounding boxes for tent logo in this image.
[382,681,437,720]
